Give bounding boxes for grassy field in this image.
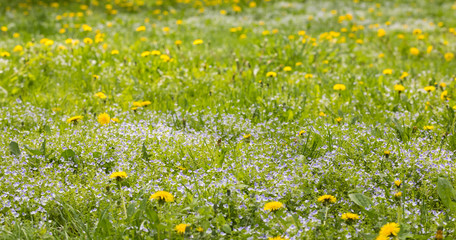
[2,0,456,239]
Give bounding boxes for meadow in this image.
[1,0,456,239]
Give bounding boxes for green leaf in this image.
[142,143,149,161]
[93,152,102,159]
[349,193,373,209]
[9,141,20,156]
[61,149,76,161]
[221,224,231,234]
[437,177,456,212]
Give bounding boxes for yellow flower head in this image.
[318,194,336,204]
[266,72,277,77]
[379,222,400,237]
[111,50,119,55]
[394,84,405,93]
[305,74,313,79]
[424,86,436,92]
[394,180,402,187]
[263,201,284,212]
[141,101,152,107]
[196,227,204,232]
[319,112,326,117]
[268,237,289,240]
[175,223,188,234]
[13,45,23,52]
[341,213,360,221]
[243,134,251,139]
[441,90,449,100]
[394,192,402,198]
[67,115,84,123]
[400,72,408,79]
[423,125,434,130]
[445,52,454,61]
[410,47,419,56]
[283,66,292,72]
[383,69,393,75]
[377,28,386,37]
[150,191,174,202]
[333,84,346,91]
[151,50,161,56]
[95,92,107,99]
[109,171,127,179]
[0,51,10,57]
[193,39,204,45]
[375,235,389,240]
[175,40,183,45]
[98,113,110,125]
[299,130,305,136]
[335,117,343,123]
[136,25,146,32]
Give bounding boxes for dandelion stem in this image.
[117,181,127,219]
[323,206,329,226]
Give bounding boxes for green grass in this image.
[2,0,456,239]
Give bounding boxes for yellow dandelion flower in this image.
[305,74,313,79]
[375,235,389,240]
[243,134,251,139]
[82,24,92,32]
[175,40,183,45]
[394,192,402,198]
[394,84,405,93]
[151,50,161,56]
[341,213,360,221]
[383,69,393,75]
[175,224,188,234]
[83,38,93,45]
[196,227,204,232]
[111,49,119,55]
[441,90,449,100]
[268,237,289,240]
[400,72,408,79]
[423,125,434,130]
[141,51,150,57]
[410,47,419,56]
[445,52,454,61]
[67,115,83,123]
[333,84,346,91]
[263,201,284,212]
[318,194,336,204]
[98,113,110,125]
[424,86,436,92]
[136,26,146,32]
[266,72,277,77]
[13,45,23,52]
[377,28,386,37]
[141,101,152,107]
[109,171,127,179]
[111,118,120,123]
[319,112,326,117]
[150,191,174,202]
[394,180,402,187]
[299,130,305,136]
[193,39,203,45]
[379,222,400,237]
[283,66,292,72]
[94,92,107,99]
